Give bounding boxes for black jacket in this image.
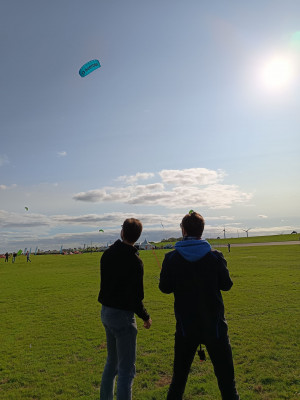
[98,240,150,321]
[159,249,233,340]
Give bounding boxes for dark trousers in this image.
[167,333,240,400]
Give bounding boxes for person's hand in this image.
[143,318,152,329]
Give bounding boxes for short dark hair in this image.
[122,218,143,243]
[181,212,205,238]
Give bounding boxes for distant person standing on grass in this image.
[26,251,31,262]
[159,211,240,400]
[5,252,9,262]
[12,252,17,263]
[98,218,152,400]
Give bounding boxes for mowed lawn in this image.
[0,245,299,400]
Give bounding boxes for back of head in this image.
[122,218,143,243]
[181,211,205,238]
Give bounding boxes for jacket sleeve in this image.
[214,251,233,291]
[135,301,150,321]
[134,258,150,321]
[159,253,174,294]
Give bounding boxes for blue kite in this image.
[79,59,101,77]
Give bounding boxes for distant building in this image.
[139,238,154,250]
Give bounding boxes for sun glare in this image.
[259,54,297,91]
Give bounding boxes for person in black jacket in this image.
[159,211,240,400]
[98,218,152,400]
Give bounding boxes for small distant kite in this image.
[189,210,194,215]
[99,229,104,232]
[17,249,22,256]
[25,207,29,211]
[79,59,101,77]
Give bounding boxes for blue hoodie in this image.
[175,237,211,262]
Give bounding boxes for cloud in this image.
[0,184,17,190]
[0,154,9,166]
[2,220,299,253]
[73,183,165,203]
[0,210,50,228]
[51,212,179,227]
[128,184,252,209]
[159,168,226,185]
[116,172,155,184]
[73,178,252,209]
[49,212,235,228]
[73,167,252,210]
[57,151,67,157]
[72,167,249,210]
[73,188,126,202]
[206,216,235,221]
[1,208,299,252]
[258,214,268,218]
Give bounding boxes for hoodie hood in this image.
[175,238,211,262]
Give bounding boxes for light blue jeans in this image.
[100,305,137,400]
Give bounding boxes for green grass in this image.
[0,246,299,399]
[208,233,300,245]
[154,233,300,247]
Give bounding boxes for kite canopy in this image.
[189,210,194,215]
[79,59,101,77]
[25,207,29,211]
[17,250,22,256]
[99,229,104,232]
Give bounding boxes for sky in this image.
[1,0,300,252]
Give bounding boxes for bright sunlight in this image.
[259,53,297,91]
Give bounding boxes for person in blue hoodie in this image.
[159,211,240,400]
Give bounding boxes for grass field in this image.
[0,245,299,399]
[208,234,300,246]
[156,233,300,247]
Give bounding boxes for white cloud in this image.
[57,151,67,157]
[116,172,155,184]
[0,210,50,228]
[73,183,165,203]
[247,226,297,234]
[0,184,17,190]
[159,168,226,186]
[1,208,299,252]
[206,216,235,221]
[73,181,252,210]
[0,154,9,166]
[258,214,268,218]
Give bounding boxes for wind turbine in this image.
[223,227,226,239]
[242,228,251,238]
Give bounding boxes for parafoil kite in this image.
[79,60,101,77]
[99,229,104,232]
[25,207,29,211]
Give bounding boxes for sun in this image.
[259,54,297,91]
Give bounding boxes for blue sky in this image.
[1,0,299,252]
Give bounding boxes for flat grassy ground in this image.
[156,233,300,247]
[208,234,300,245]
[0,245,299,400]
